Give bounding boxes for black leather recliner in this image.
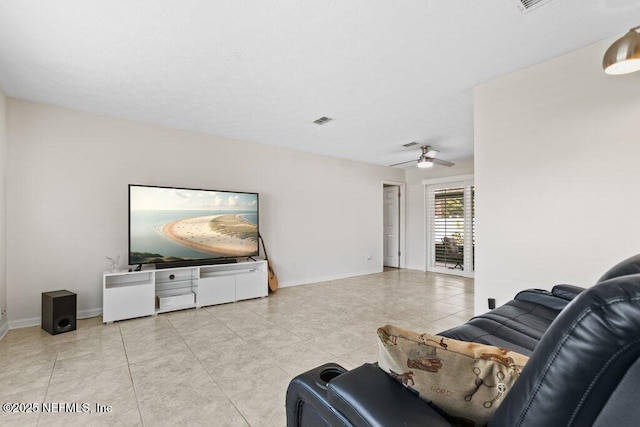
[286,254,640,427]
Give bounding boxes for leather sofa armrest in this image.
[327,363,452,427]
[551,284,585,300]
[286,363,352,427]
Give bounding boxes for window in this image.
[426,179,474,276]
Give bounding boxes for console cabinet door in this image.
[104,283,155,322]
[198,276,235,306]
[235,271,267,301]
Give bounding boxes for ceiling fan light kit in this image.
[417,158,434,168]
[603,26,640,75]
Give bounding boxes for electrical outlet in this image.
[0,307,6,321]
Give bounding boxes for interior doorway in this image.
[382,182,405,269]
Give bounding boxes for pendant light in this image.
[603,26,640,75]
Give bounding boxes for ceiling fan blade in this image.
[425,148,439,158]
[389,159,417,167]
[432,158,455,167]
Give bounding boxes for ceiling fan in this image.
[390,145,455,168]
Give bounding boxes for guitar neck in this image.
[259,234,270,261]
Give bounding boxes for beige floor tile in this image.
[208,357,291,397]
[0,347,57,370]
[0,386,46,427]
[204,303,257,322]
[41,366,141,426]
[426,314,474,333]
[136,371,248,426]
[0,340,56,360]
[117,314,173,334]
[193,335,257,369]
[181,326,239,355]
[0,326,57,347]
[49,345,128,385]
[339,342,379,368]
[124,333,190,365]
[223,316,277,337]
[55,332,123,361]
[424,300,472,316]
[262,310,315,326]
[0,333,88,362]
[275,318,335,338]
[0,355,55,396]
[235,296,296,316]
[129,348,207,389]
[243,326,304,351]
[120,318,179,344]
[440,294,475,308]
[229,380,288,427]
[73,316,122,338]
[260,340,336,377]
[306,328,374,357]
[165,307,225,334]
[0,269,473,426]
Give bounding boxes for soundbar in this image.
[155,258,238,269]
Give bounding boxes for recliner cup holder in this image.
[314,366,345,390]
[287,363,348,426]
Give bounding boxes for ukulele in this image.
[258,233,278,292]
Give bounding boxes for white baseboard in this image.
[404,263,426,271]
[0,318,8,341]
[279,268,383,288]
[78,307,103,320]
[7,307,103,330]
[8,316,39,329]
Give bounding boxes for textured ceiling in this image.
[1,0,639,168]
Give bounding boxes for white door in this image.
[383,185,400,267]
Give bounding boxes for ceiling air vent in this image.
[515,0,552,12]
[402,142,419,148]
[313,116,333,125]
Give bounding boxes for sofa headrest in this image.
[597,253,640,283]
[491,273,640,427]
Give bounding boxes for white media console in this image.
[102,260,268,323]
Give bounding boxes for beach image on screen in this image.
[130,186,258,264]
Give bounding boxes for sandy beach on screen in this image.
[162,214,257,257]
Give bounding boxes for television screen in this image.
[129,185,259,265]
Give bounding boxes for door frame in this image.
[382,181,406,269]
[422,174,474,278]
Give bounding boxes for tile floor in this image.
[0,269,474,426]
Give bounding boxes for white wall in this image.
[6,99,403,326]
[0,89,6,337]
[475,38,640,312]
[405,158,474,270]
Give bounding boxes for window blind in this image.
[433,187,465,269]
[426,181,475,274]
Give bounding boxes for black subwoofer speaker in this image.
[42,290,77,335]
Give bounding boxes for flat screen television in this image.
[129,184,259,267]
